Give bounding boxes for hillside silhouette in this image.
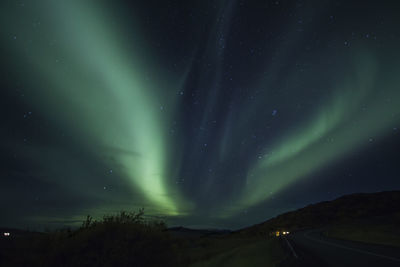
[238,190,400,245]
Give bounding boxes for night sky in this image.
[1,0,400,230]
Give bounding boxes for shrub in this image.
[3,209,179,267]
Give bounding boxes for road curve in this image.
[282,229,400,267]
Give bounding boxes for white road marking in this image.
[304,231,400,262]
[284,237,298,259]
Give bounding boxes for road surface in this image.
[282,229,400,267]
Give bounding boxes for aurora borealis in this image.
[1,0,400,229]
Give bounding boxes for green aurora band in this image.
[229,56,400,217]
[1,1,191,216]
[2,1,400,223]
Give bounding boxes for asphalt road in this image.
[282,229,400,267]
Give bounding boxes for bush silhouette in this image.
[2,209,179,267]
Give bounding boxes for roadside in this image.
[188,238,285,267]
[323,222,400,248]
[278,234,328,267]
[280,229,400,267]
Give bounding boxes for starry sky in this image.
[1,0,400,230]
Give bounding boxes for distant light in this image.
[3,232,10,236]
[283,231,287,235]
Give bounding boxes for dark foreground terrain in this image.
[1,191,399,266]
[281,229,400,267]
